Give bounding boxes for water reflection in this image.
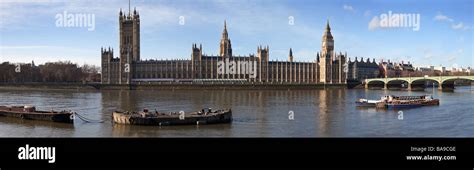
[0,87,473,137]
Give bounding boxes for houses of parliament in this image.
[101,7,347,85]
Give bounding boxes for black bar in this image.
[0,138,472,169]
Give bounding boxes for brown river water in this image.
[0,87,473,137]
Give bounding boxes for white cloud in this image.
[433,13,453,22]
[451,22,464,29]
[368,16,380,31]
[423,49,434,59]
[451,22,471,30]
[343,4,354,12]
[0,0,124,30]
[446,48,464,62]
[364,10,371,17]
[433,12,470,31]
[447,55,456,62]
[0,45,98,65]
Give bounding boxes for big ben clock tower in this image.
[321,20,334,54]
[320,19,334,83]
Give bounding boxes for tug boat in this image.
[113,108,232,126]
[355,95,440,109]
[0,105,74,123]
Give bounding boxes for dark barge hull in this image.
[0,107,73,123]
[113,109,232,126]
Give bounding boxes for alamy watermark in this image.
[18,144,55,163]
[288,110,294,120]
[217,58,257,78]
[398,110,404,120]
[55,11,95,31]
[15,64,21,73]
[179,16,185,25]
[370,11,420,31]
[288,16,295,25]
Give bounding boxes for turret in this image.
[288,48,293,62]
[191,43,202,62]
[119,3,140,62]
[257,45,269,63]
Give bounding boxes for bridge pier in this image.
[383,83,387,90]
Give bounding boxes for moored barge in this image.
[385,95,440,109]
[0,105,74,123]
[355,95,440,109]
[113,108,232,126]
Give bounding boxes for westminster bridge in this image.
[364,76,474,90]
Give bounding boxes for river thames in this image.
[0,87,472,137]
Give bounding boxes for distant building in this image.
[347,57,380,81]
[399,61,414,72]
[379,60,414,78]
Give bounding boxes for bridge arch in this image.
[410,78,440,90]
[386,79,410,89]
[408,77,441,84]
[366,80,385,89]
[440,77,474,85]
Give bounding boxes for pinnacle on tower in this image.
[289,48,294,62]
[222,20,228,39]
[326,19,331,31]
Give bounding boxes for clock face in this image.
[323,41,333,47]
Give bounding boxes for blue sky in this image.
[0,0,472,68]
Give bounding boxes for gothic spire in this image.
[222,20,228,39]
[220,20,232,57]
[326,19,331,31]
[288,48,294,62]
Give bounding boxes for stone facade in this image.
[347,57,380,81]
[101,7,347,84]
